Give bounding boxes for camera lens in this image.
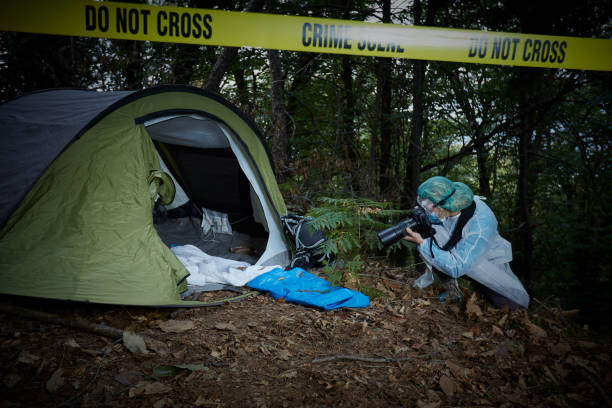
[377,217,417,247]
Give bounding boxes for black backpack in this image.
[281,214,331,269]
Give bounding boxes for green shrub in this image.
[306,197,411,285]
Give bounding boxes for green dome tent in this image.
[0,85,290,306]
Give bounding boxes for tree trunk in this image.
[376,0,392,194]
[267,48,289,179]
[203,0,264,93]
[516,67,536,283]
[405,59,424,203]
[204,47,239,93]
[476,149,491,196]
[232,67,251,112]
[403,0,425,205]
[264,0,289,178]
[286,53,318,140]
[341,55,360,194]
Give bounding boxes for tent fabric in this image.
[0,121,189,305]
[0,85,290,306]
[0,89,132,227]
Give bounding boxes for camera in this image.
[377,206,434,247]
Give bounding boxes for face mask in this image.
[428,212,442,224]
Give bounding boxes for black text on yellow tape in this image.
[0,0,610,71]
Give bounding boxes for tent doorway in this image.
[145,114,274,265]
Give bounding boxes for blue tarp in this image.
[247,268,369,310]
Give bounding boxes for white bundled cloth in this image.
[171,244,278,287]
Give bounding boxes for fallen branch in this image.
[0,303,123,339]
[312,352,437,364]
[0,303,168,354]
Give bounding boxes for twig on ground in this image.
[0,303,124,338]
[0,303,164,351]
[532,297,570,326]
[312,352,438,364]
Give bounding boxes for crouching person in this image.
[403,176,529,310]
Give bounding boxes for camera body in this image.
[377,206,434,247]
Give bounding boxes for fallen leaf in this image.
[491,325,504,337]
[466,293,483,318]
[481,348,497,357]
[461,331,474,339]
[159,320,194,333]
[279,369,298,379]
[144,381,172,395]
[194,396,214,406]
[214,322,237,332]
[46,368,65,393]
[413,299,431,307]
[18,351,41,365]
[445,360,466,380]
[277,349,292,360]
[526,321,547,338]
[146,338,169,356]
[382,321,397,331]
[129,381,149,397]
[549,342,571,356]
[439,375,455,396]
[154,398,167,408]
[73,364,87,376]
[65,338,80,349]
[123,331,148,355]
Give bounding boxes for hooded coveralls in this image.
[414,196,530,309]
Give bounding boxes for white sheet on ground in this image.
[171,244,279,287]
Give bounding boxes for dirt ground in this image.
[1,263,611,408]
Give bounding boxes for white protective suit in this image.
[413,196,530,308]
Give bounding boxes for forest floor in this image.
[1,261,610,408]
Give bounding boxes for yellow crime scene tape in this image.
[1,0,611,71]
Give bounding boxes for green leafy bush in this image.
[306,197,411,285]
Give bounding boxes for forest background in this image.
[1,0,610,332]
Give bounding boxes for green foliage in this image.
[358,285,387,300]
[306,197,412,283]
